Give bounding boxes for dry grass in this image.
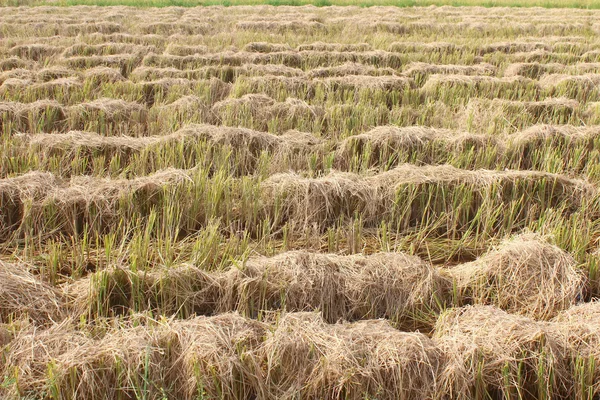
[434,305,569,400]
[0,261,64,325]
[258,312,442,400]
[1,5,600,399]
[449,233,586,320]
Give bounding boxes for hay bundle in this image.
[173,124,321,169]
[477,41,550,55]
[421,75,538,99]
[307,62,395,79]
[0,77,31,92]
[213,94,324,130]
[243,42,292,53]
[66,264,222,318]
[37,66,76,82]
[503,62,563,79]
[30,77,82,94]
[262,165,593,232]
[507,125,600,170]
[242,63,305,78]
[261,170,381,229]
[566,62,600,75]
[62,54,138,72]
[223,251,449,329]
[551,301,600,398]
[9,44,62,61]
[434,305,568,400]
[164,44,209,56]
[234,75,311,98]
[465,98,580,133]
[335,126,500,169]
[388,41,459,53]
[1,169,191,236]
[83,66,125,84]
[0,100,67,133]
[3,313,264,400]
[297,42,372,52]
[28,130,157,155]
[0,171,57,237]
[1,320,90,398]
[156,95,211,123]
[0,69,34,85]
[259,312,442,399]
[0,57,32,72]
[539,74,600,99]
[449,233,585,319]
[322,75,413,91]
[0,261,64,325]
[402,62,496,78]
[68,98,148,132]
[176,313,266,400]
[50,168,190,219]
[235,20,325,33]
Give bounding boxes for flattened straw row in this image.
[262,164,596,232]
[5,303,600,400]
[0,164,596,239]
[2,311,441,400]
[66,251,450,330]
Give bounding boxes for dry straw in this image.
[434,305,569,400]
[258,312,442,400]
[0,261,64,325]
[551,301,600,398]
[449,233,586,320]
[223,251,450,329]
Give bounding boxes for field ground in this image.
[1,4,600,400]
[3,0,600,8]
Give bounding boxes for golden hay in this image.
[335,126,501,169]
[297,42,373,52]
[9,44,63,61]
[0,69,34,85]
[82,66,125,84]
[402,62,496,78]
[421,74,537,95]
[65,264,222,318]
[388,41,460,53]
[223,251,450,329]
[164,44,209,56]
[37,66,76,82]
[322,75,413,91]
[449,233,586,320]
[465,98,581,132]
[307,62,396,79]
[258,312,442,400]
[0,169,192,236]
[551,301,600,398]
[434,305,569,400]
[503,62,564,79]
[243,42,293,53]
[477,41,551,55]
[0,261,64,325]
[68,98,148,129]
[0,57,32,72]
[262,164,594,230]
[3,313,264,400]
[68,249,445,330]
[213,94,324,129]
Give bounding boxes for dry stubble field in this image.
[2,4,600,400]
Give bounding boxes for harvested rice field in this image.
[2,4,600,399]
